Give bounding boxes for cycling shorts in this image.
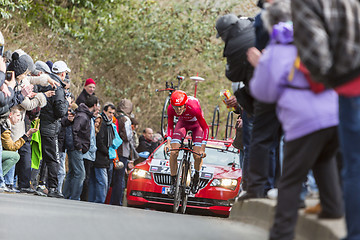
[170,120,204,146]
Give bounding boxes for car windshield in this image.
[152,143,240,168]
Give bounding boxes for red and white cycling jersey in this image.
[167,96,209,144]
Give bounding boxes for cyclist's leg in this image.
[191,123,205,193]
[169,142,181,176]
[169,122,186,196]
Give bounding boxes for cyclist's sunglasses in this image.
[172,105,185,111]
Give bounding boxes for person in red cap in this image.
[76,78,96,105]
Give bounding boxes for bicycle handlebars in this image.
[168,148,206,158]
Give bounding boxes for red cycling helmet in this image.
[170,90,188,106]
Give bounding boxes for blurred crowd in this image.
[0,33,163,206]
[216,0,360,239]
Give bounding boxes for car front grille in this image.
[129,191,231,207]
[153,173,209,189]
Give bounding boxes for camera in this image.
[0,45,4,57]
[69,109,76,115]
[5,71,13,81]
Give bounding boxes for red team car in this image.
[126,139,242,217]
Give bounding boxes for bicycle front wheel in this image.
[173,158,184,213]
[180,160,191,214]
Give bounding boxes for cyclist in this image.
[164,90,209,195]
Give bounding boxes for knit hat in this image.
[117,99,133,116]
[46,60,53,71]
[20,54,39,75]
[35,60,51,74]
[7,52,28,78]
[85,78,96,86]
[13,49,39,75]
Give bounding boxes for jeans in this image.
[2,151,20,177]
[16,142,32,189]
[110,156,128,206]
[88,167,108,203]
[63,150,85,200]
[248,102,281,196]
[338,96,360,240]
[241,110,253,191]
[57,151,67,193]
[4,165,16,186]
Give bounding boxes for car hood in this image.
[138,158,241,180]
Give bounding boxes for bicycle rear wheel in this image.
[160,96,170,138]
[173,158,184,213]
[225,111,235,139]
[180,161,191,214]
[211,106,220,139]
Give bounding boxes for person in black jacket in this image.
[136,128,158,154]
[216,14,256,193]
[63,95,98,200]
[36,60,70,198]
[75,78,96,105]
[88,104,115,203]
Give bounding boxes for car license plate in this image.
[162,187,169,194]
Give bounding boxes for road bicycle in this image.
[156,75,210,138]
[169,138,204,214]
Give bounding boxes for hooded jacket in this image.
[75,88,94,106]
[72,103,93,154]
[250,22,338,141]
[116,99,133,158]
[221,18,256,115]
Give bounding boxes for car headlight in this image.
[132,169,151,180]
[210,178,238,190]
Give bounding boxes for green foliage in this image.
[1,0,258,134]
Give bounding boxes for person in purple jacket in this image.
[249,1,343,239]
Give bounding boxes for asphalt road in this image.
[0,193,268,240]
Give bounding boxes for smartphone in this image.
[5,71,13,81]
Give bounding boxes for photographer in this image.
[36,60,70,198]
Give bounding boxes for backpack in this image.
[288,56,326,94]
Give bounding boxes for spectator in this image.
[36,60,70,198]
[250,1,343,239]
[75,78,96,105]
[88,104,116,203]
[80,102,100,201]
[215,14,256,192]
[137,128,158,154]
[291,0,360,239]
[241,0,282,199]
[131,117,139,148]
[63,95,99,200]
[94,114,102,134]
[111,99,134,206]
[1,106,38,191]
